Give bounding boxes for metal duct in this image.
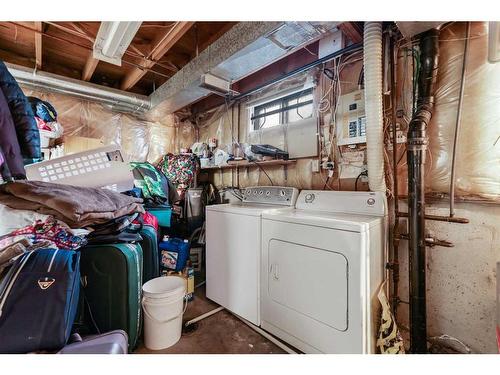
[148,21,338,115]
[6,62,151,113]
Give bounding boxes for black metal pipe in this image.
[389,30,401,315]
[407,28,440,354]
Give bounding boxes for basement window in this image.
[249,88,314,131]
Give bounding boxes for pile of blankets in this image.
[0,180,144,228]
[0,180,144,272]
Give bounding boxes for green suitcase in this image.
[140,225,160,284]
[79,243,143,351]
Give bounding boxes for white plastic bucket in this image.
[142,276,187,350]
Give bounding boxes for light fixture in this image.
[199,73,232,96]
[93,22,142,66]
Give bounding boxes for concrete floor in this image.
[134,286,287,354]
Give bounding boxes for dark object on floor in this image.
[58,330,128,354]
[0,248,80,353]
[79,243,143,351]
[0,60,40,159]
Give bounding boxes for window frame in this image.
[248,86,315,132]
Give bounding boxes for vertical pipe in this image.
[389,31,401,314]
[407,28,440,354]
[363,22,387,193]
[449,22,470,217]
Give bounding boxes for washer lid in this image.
[206,202,278,217]
[262,208,383,232]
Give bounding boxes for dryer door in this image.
[267,239,348,331]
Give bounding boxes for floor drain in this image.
[183,322,199,335]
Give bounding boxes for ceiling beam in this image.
[80,22,100,81]
[337,22,364,44]
[82,54,99,81]
[120,21,194,91]
[34,22,42,69]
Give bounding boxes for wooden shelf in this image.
[200,159,296,171]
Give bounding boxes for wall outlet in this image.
[311,159,320,173]
[322,161,334,170]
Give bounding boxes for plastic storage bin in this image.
[146,206,172,227]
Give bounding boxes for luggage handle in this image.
[141,295,188,324]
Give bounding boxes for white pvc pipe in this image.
[363,22,387,193]
[184,306,224,327]
[235,315,298,354]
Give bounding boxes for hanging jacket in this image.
[0,88,25,179]
[0,60,40,159]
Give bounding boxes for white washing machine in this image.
[206,186,298,325]
[260,190,387,353]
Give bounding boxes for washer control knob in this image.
[305,193,315,203]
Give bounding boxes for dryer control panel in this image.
[242,186,299,206]
[297,190,387,217]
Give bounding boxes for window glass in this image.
[251,88,314,131]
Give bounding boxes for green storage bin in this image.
[146,206,172,227]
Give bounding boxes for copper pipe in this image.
[397,211,469,224]
[396,233,453,248]
[449,22,470,217]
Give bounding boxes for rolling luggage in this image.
[58,330,128,354]
[140,224,160,284]
[79,243,142,351]
[0,248,80,353]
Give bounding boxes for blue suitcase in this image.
[0,249,80,353]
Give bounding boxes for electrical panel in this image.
[336,89,366,146]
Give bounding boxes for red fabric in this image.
[134,211,158,232]
[35,116,51,131]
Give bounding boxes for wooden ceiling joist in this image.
[338,22,364,44]
[82,54,99,81]
[120,21,194,91]
[34,22,42,69]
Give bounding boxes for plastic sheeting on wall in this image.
[427,22,500,199]
[20,86,196,162]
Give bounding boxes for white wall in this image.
[397,201,500,353]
